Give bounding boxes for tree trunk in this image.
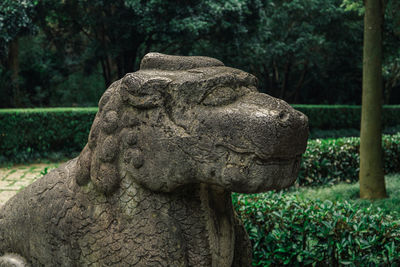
[359,0,387,199]
[7,39,21,107]
[280,60,291,99]
[100,57,111,88]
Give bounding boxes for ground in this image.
[0,163,59,206]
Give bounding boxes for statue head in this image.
[75,53,308,194]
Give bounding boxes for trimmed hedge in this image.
[233,192,400,266]
[0,108,97,163]
[1,106,400,170]
[299,133,400,187]
[308,125,400,139]
[293,105,400,130]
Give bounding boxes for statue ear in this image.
[120,73,171,109]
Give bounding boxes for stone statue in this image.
[0,53,308,266]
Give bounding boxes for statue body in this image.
[0,53,308,266]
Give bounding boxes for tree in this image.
[359,0,387,199]
[35,0,254,87]
[342,0,400,104]
[2,0,400,107]
[0,0,37,107]
[202,0,365,104]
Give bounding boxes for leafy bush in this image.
[298,134,400,187]
[0,108,97,164]
[233,192,400,266]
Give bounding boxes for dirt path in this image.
[0,163,61,206]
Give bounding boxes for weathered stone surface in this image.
[0,53,308,266]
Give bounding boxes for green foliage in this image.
[4,0,266,106]
[299,134,400,187]
[308,128,361,139]
[233,192,400,266]
[51,71,105,107]
[15,34,105,107]
[35,0,258,84]
[2,0,400,107]
[40,167,49,176]
[0,0,37,56]
[0,32,107,108]
[225,0,365,104]
[299,137,360,186]
[296,173,400,217]
[294,105,400,130]
[0,108,97,164]
[293,105,400,138]
[294,105,362,130]
[341,0,364,15]
[309,126,400,139]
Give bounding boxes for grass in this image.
[292,173,400,218]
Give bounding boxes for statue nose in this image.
[249,106,308,158]
[279,110,290,123]
[199,93,308,158]
[273,109,308,127]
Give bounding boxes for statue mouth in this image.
[216,143,302,167]
[216,143,302,192]
[254,155,302,166]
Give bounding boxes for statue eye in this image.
[201,87,237,106]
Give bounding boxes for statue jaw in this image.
[218,149,302,193]
[185,139,301,193]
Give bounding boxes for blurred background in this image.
[1,0,399,108]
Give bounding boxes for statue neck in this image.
[115,179,236,267]
[199,184,235,267]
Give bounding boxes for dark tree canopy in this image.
[0,0,400,107]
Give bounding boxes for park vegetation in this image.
[2,0,400,265]
[234,190,400,266]
[1,0,400,108]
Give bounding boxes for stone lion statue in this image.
[0,53,308,266]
